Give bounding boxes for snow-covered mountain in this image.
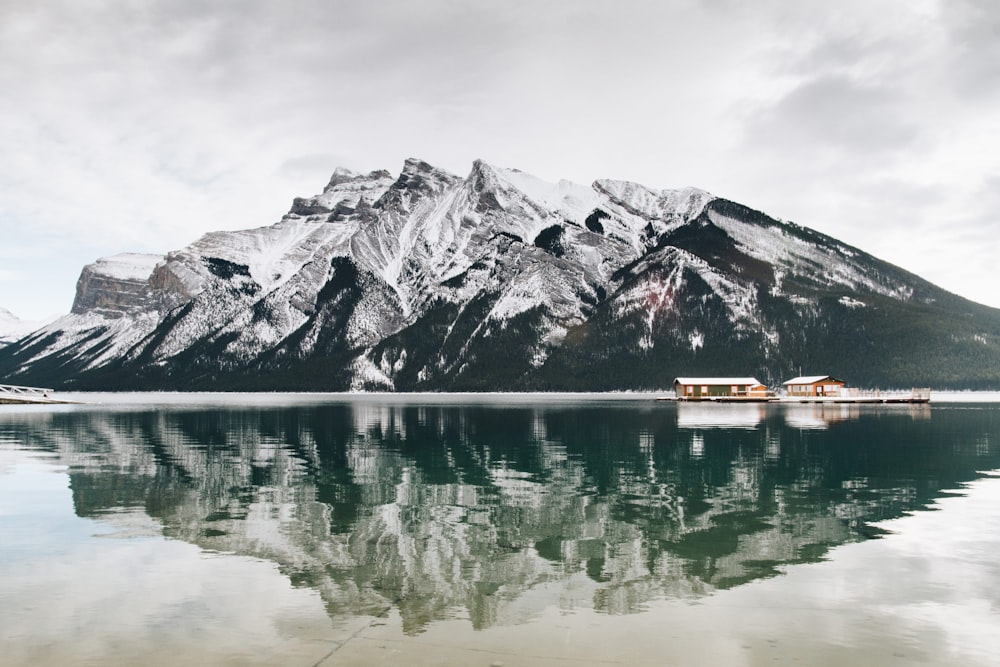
[3,158,1000,390]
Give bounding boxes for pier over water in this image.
[0,384,62,404]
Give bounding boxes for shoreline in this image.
[4,389,1000,407]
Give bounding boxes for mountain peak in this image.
[379,159,461,205]
[468,158,504,188]
[324,167,393,191]
[469,158,499,174]
[401,157,436,173]
[326,166,358,185]
[398,158,459,184]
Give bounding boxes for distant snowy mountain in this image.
[0,307,57,349]
[2,158,1000,390]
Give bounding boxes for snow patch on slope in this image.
[595,181,714,232]
[489,271,549,322]
[615,253,689,349]
[15,309,161,372]
[708,210,908,300]
[839,296,866,309]
[494,167,601,223]
[350,355,395,391]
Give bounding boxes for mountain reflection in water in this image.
[2,399,993,636]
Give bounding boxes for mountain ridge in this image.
[2,158,999,391]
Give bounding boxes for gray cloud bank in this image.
[1,0,997,318]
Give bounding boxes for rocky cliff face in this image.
[70,254,165,317]
[2,158,1000,390]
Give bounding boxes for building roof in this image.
[674,377,763,386]
[782,375,843,385]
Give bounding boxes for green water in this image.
[1,395,999,665]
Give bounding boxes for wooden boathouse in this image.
[779,376,931,403]
[673,377,770,401]
[782,375,846,398]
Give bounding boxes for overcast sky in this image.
[1,0,998,320]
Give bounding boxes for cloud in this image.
[850,177,1000,306]
[939,0,1000,100]
[2,0,1000,317]
[745,74,919,157]
[703,0,1000,310]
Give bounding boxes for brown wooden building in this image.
[673,377,768,400]
[782,375,846,397]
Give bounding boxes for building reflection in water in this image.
[1,399,995,635]
[676,402,768,430]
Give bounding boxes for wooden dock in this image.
[659,388,931,404]
[673,396,777,403]
[778,388,931,404]
[0,384,73,405]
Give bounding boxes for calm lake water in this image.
[2,393,999,666]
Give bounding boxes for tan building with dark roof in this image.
[782,375,846,397]
[673,377,769,400]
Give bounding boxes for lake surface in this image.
[2,393,999,666]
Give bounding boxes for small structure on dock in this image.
[673,377,770,401]
[782,375,846,398]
